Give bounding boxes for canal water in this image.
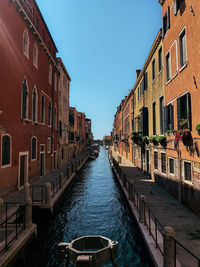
[16,147,152,267]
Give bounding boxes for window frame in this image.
[169,157,175,175]
[158,46,163,73]
[166,51,171,82]
[41,95,45,124]
[49,64,52,85]
[31,136,37,160]
[152,58,156,82]
[32,87,38,123]
[154,151,158,170]
[23,28,29,58]
[179,27,187,69]
[1,134,12,168]
[183,160,192,182]
[161,152,166,174]
[21,78,29,120]
[33,43,38,68]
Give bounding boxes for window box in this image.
[196,124,200,136]
[155,135,167,147]
[149,136,158,146]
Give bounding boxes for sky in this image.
[36,0,162,140]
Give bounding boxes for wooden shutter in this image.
[167,6,170,30]
[177,97,181,130]
[163,106,168,133]
[143,107,149,136]
[169,104,174,130]
[186,92,192,130]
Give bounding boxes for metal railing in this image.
[173,237,200,267]
[0,203,25,254]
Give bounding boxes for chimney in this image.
[136,69,141,78]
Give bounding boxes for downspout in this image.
[51,67,55,170]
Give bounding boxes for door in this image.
[40,153,45,176]
[146,150,149,174]
[19,153,28,188]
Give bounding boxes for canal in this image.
[16,147,152,267]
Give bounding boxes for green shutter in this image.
[186,92,192,130]
[170,104,174,130]
[163,106,168,133]
[177,97,181,130]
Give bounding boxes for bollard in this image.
[139,195,146,223]
[163,226,175,267]
[45,183,51,205]
[25,198,32,228]
[59,172,64,189]
[0,198,4,224]
[128,182,133,201]
[25,183,31,202]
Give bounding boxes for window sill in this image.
[21,118,30,123]
[183,179,193,186]
[33,121,39,125]
[31,158,37,162]
[166,72,178,86]
[179,62,187,73]
[1,164,12,169]
[158,68,163,76]
[152,78,156,84]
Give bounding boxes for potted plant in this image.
[149,136,158,146]
[196,124,200,135]
[130,131,138,143]
[142,136,149,145]
[180,118,188,129]
[182,128,192,146]
[155,135,166,146]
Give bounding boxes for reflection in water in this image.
[16,148,151,267]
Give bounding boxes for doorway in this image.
[19,152,28,188]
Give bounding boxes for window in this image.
[144,72,148,90]
[159,96,164,134]
[164,103,174,132]
[174,0,185,15]
[152,59,155,81]
[166,52,171,82]
[161,153,166,173]
[179,29,187,68]
[62,148,64,160]
[33,43,38,68]
[154,152,158,169]
[48,101,52,126]
[153,102,156,135]
[2,135,11,166]
[54,74,57,91]
[169,158,175,174]
[22,78,29,119]
[47,138,51,153]
[23,28,29,57]
[31,137,37,160]
[41,95,45,124]
[32,88,37,122]
[177,92,191,130]
[158,47,163,72]
[49,65,52,85]
[59,121,62,137]
[162,6,170,38]
[184,161,192,181]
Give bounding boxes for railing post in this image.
[59,172,64,189]
[25,183,31,202]
[0,198,4,224]
[163,226,175,267]
[139,195,146,223]
[25,198,32,228]
[45,183,51,205]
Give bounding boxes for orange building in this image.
[158,0,200,215]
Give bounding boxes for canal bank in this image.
[0,152,89,267]
[14,147,154,266]
[110,147,200,267]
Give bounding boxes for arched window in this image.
[48,101,52,126]
[23,28,29,57]
[41,95,45,123]
[31,137,37,160]
[49,65,52,85]
[32,88,37,122]
[2,135,11,166]
[22,78,29,119]
[33,43,38,68]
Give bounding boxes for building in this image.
[57,58,71,167]
[0,0,59,197]
[158,0,200,215]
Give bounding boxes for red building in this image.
[0,0,59,197]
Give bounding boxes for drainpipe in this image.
[177,143,182,203]
[51,67,55,170]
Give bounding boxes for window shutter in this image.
[143,107,148,136]
[167,6,170,30]
[59,121,62,137]
[174,0,178,16]
[170,104,174,130]
[177,97,181,130]
[164,106,168,133]
[186,92,192,130]
[162,18,165,38]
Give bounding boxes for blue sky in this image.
[36,0,162,139]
